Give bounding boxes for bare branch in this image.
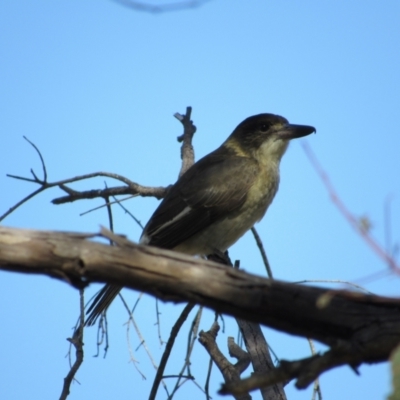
[1,186,49,222]
[175,106,197,177]
[53,178,167,204]
[3,167,167,221]
[220,346,365,396]
[236,319,286,400]
[1,225,400,393]
[149,303,196,400]
[302,142,400,273]
[307,339,322,400]
[199,321,251,400]
[233,258,284,400]
[5,107,197,223]
[227,337,251,374]
[59,289,84,400]
[23,136,48,182]
[112,0,211,13]
[167,307,204,398]
[251,227,273,278]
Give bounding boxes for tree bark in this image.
[1,225,399,387]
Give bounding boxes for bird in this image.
[85,113,315,326]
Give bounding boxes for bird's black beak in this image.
[277,124,316,140]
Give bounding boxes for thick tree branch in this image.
[1,226,400,392]
[236,319,286,400]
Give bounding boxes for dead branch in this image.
[199,321,251,400]
[4,107,196,219]
[53,181,167,204]
[60,289,84,400]
[175,106,197,177]
[149,303,196,400]
[220,346,364,396]
[236,319,286,400]
[1,225,400,394]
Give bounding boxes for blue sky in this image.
[1,1,399,399]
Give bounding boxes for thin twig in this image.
[186,307,203,376]
[4,168,166,220]
[54,180,167,204]
[119,294,160,372]
[1,186,49,222]
[149,303,196,400]
[168,307,203,398]
[307,339,322,400]
[204,355,214,400]
[251,227,273,278]
[23,136,48,182]
[155,299,164,346]
[59,289,85,400]
[104,195,114,233]
[79,195,137,217]
[112,194,144,229]
[204,312,219,399]
[125,313,147,380]
[384,195,395,258]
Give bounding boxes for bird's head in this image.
[225,113,316,163]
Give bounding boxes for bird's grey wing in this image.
[141,153,258,249]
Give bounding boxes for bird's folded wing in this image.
[141,152,258,249]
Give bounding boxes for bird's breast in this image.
[173,162,280,255]
[241,162,280,223]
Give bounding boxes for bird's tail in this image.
[85,284,122,326]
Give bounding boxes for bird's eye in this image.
[260,123,270,132]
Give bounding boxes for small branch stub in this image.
[175,106,197,177]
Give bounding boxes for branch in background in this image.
[302,142,400,274]
[112,0,211,14]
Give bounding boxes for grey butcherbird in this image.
[85,113,315,326]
